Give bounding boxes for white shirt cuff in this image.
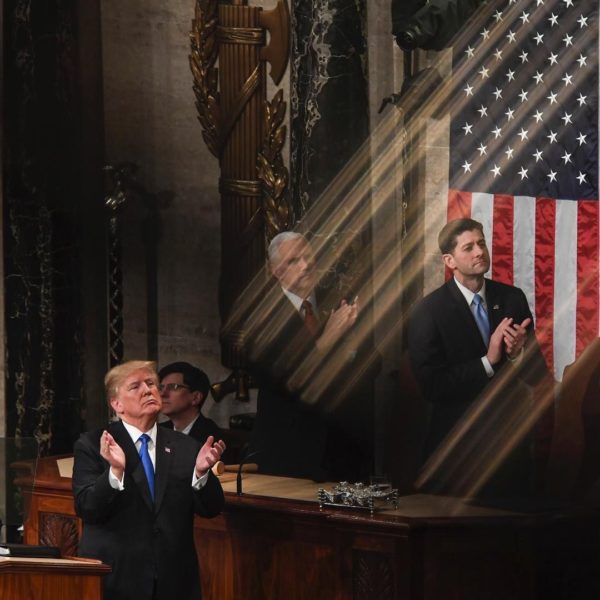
[108,467,125,490]
[192,469,209,490]
[481,356,495,378]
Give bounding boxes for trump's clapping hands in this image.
[195,436,226,477]
[100,430,126,480]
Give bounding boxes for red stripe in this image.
[447,189,472,220]
[446,191,473,280]
[576,200,600,356]
[491,194,514,285]
[534,198,556,374]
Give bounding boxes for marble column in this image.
[290,0,370,215]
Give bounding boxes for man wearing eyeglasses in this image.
[158,361,222,444]
[72,360,225,600]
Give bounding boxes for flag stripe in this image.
[553,199,578,379]
[576,200,600,354]
[534,199,556,374]
[471,192,494,268]
[513,196,536,320]
[491,195,514,284]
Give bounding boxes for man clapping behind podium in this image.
[72,360,225,600]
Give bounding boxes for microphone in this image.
[236,449,262,496]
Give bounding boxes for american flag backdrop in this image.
[448,0,599,379]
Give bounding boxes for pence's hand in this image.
[316,298,358,352]
[100,430,126,479]
[195,436,226,477]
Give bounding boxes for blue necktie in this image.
[138,434,155,500]
[472,293,491,346]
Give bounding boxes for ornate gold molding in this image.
[258,89,292,240]
[189,0,220,158]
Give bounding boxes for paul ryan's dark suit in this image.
[72,419,224,600]
[408,277,548,494]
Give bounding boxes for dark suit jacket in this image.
[408,277,547,465]
[72,419,224,600]
[160,414,222,445]
[245,285,380,481]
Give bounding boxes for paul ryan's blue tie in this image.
[138,433,155,500]
[472,293,491,347]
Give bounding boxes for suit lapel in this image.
[485,280,504,330]
[109,420,154,512]
[445,279,488,351]
[154,426,173,512]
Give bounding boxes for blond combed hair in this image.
[104,360,157,408]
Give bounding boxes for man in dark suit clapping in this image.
[72,360,225,600]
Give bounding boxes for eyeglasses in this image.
[158,383,191,393]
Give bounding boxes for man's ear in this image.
[193,391,206,410]
[110,397,122,415]
[442,253,456,271]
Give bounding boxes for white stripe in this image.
[513,196,536,321]
[553,199,578,380]
[471,192,494,275]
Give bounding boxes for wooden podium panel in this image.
[13,456,600,599]
[0,556,110,600]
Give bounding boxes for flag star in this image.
[562,151,572,164]
[505,146,515,160]
[548,52,559,66]
[462,160,473,173]
[494,48,503,60]
[533,149,543,162]
[548,13,559,26]
[477,105,488,117]
[536,0,544,5]
[481,28,490,41]
[562,73,573,87]
[562,0,573,7]
[493,87,503,100]
[520,11,530,24]
[533,71,544,84]
[561,112,572,126]
[547,170,557,182]
[506,69,515,82]
[519,51,529,63]
[576,171,587,184]
[547,131,558,143]
[505,107,515,121]
[577,132,587,146]
[533,110,543,123]
[519,89,528,103]
[492,126,502,139]
[490,164,502,178]
[518,167,529,180]
[479,66,490,79]
[577,54,587,68]
[463,122,473,135]
[534,32,544,45]
[464,83,474,97]
[509,0,517,4]
[465,45,475,58]
[577,93,587,106]
[578,15,588,28]
[507,30,517,43]
[547,90,558,104]
[493,10,503,22]
[563,33,573,47]
[518,128,529,141]
[477,143,487,156]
